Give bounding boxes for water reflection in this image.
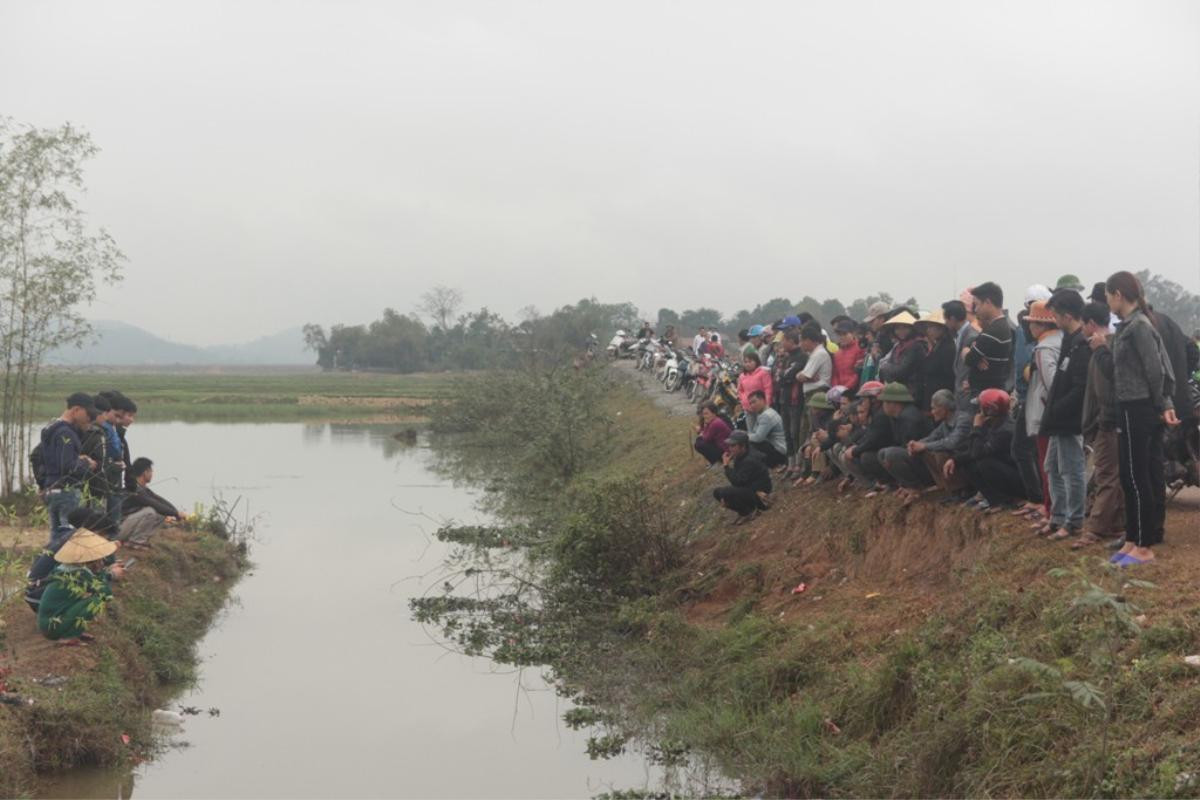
[39,422,654,799]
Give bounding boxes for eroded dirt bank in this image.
[598,361,1200,797]
[0,526,245,797]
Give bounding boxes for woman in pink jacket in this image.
[738,352,773,414]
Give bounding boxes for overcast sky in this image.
[3,1,1199,345]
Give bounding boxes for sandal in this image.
[1071,532,1103,550]
[1047,527,1074,541]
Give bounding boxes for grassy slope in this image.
[579,377,1200,798]
[32,370,459,422]
[0,527,246,797]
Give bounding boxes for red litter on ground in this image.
[791,583,808,595]
[121,733,131,745]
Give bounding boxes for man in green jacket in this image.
[37,529,124,642]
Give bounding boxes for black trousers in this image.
[964,457,1025,506]
[695,438,724,465]
[1118,400,1166,548]
[1011,408,1044,504]
[751,441,788,468]
[713,486,767,516]
[859,450,894,485]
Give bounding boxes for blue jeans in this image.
[45,489,81,544]
[1044,434,1085,529]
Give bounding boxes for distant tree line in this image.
[302,290,639,372]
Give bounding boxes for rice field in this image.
[31,369,460,422]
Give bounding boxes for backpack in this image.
[29,420,69,491]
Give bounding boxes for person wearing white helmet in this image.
[1024,284,1052,306]
[1009,284,1054,518]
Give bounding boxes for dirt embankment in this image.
[0,525,245,797]
[613,356,1200,654]
[603,364,1200,796]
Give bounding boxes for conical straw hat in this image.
[881,310,919,328]
[54,529,118,565]
[914,309,947,331]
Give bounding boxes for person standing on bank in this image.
[1075,301,1125,548]
[965,282,1014,395]
[38,393,99,544]
[1106,271,1179,565]
[1039,290,1091,541]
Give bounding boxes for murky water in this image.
[39,422,653,799]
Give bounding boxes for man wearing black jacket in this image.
[1040,291,1091,539]
[945,389,1024,511]
[713,431,772,524]
[965,282,1014,395]
[776,330,808,476]
[842,388,896,491]
[877,382,935,497]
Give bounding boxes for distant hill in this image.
[47,320,313,366]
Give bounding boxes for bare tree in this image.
[417,285,463,332]
[0,119,124,495]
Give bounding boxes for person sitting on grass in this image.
[24,508,117,614]
[942,389,1026,513]
[744,390,788,468]
[37,526,126,644]
[120,457,187,546]
[693,402,733,466]
[713,431,772,525]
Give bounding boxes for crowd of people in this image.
[691,271,1198,568]
[23,390,186,643]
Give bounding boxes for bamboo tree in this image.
[0,118,123,496]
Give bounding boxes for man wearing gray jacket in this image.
[745,391,787,468]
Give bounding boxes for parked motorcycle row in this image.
[607,331,743,418]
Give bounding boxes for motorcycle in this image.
[708,360,742,419]
[665,348,692,393]
[1166,379,1200,501]
[607,330,637,359]
[685,354,711,402]
[635,338,658,371]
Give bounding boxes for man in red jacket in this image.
[831,321,863,394]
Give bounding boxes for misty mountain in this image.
[48,320,313,366]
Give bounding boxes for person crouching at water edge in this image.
[713,431,772,525]
[119,457,189,546]
[37,528,126,645]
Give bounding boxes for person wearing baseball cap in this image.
[712,430,772,524]
[942,389,1026,512]
[36,393,100,544]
